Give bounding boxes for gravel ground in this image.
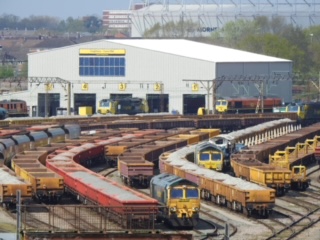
[200,202,271,240]
[0,208,16,232]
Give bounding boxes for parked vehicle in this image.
[215,97,282,114]
[97,97,149,115]
[0,99,29,117]
[150,173,200,228]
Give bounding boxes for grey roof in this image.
[28,38,291,63]
[107,39,291,63]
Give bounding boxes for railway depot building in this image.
[22,39,292,116]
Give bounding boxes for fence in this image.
[20,204,158,232]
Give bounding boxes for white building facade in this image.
[0,39,292,116]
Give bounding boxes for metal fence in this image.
[20,205,158,232]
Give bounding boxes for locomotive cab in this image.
[97,99,115,114]
[215,99,228,113]
[195,141,224,171]
[97,98,148,115]
[150,173,200,228]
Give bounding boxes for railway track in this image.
[0,116,318,238]
[200,204,237,239]
[2,112,297,131]
[258,190,320,240]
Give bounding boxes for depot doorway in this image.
[183,94,205,115]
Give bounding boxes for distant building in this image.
[102,10,131,31]
[107,1,320,38]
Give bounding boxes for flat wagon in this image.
[46,159,158,229]
[0,165,32,208]
[12,151,64,203]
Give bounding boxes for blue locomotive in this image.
[150,173,200,229]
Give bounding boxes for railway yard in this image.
[0,112,319,240]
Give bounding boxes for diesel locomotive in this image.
[97,97,149,115]
[195,135,247,172]
[215,97,283,114]
[150,173,200,228]
[286,102,320,126]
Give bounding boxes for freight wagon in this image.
[12,151,64,203]
[0,165,32,208]
[46,152,158,229]
[117,129,221,188]
[230,158,291,195]
[0,124,80,166]
[160,144,275,217]
[234,123,320,192]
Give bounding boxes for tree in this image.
[0,66,14,78]
[143,20,198,38]
[83,16,103,33]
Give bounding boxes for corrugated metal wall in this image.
[25,40,292,114]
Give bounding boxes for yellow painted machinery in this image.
[97,97,148,115]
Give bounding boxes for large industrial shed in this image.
[11,39,292,116]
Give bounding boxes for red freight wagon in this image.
[46,160,158,228]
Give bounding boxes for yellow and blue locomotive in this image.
[195,135,247,172]
[286,102,320,126]
[97,97,148,115]
[150,173,200,228]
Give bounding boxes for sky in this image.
[1,0,132,19]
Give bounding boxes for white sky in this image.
[1,0,132,19]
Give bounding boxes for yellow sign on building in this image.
[154,83,162,91]
[192,83,199,91]
[79,49,126,56]
[82,83,89,91]
[45,83,54,91]
[119,83,127,91]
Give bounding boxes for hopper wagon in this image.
[160,144,275,217]
[230,157,291,196]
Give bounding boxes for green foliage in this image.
[143,20,198,38]
[0,66,14,78]
[0,14,103,34]
[83,16,103,33]
[19,62,28,77]
[208,16,314,75]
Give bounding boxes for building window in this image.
[79,57,125,76]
